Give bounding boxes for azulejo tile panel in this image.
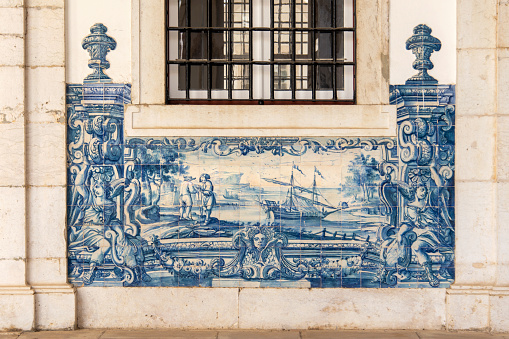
[67,23,455,288]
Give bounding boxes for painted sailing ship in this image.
[261,165,343,220]
[222,188,239,200]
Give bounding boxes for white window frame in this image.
[127,0,395,137]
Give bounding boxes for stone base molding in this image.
[489,288,509,333]
[32,285,76,330]
[0,285,76,332]
[446,285,509,332]
[0,287,35,331]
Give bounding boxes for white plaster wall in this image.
[66,0,131,83]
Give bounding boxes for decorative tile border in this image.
[67,24,455,288]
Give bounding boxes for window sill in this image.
[125,103,396,137]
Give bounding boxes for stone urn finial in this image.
[405,24,441,84]
[82,23,117,83]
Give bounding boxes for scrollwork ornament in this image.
[67,107,85,164]
[378,138,397,151]
[213,226,305,280]
[407,168,431,186]
[439,165,454,181]
[105,230,125,266]
[399,121,418,163]
[85,119,94,136]
[414,118,433,138]
[124,178,141,237]
[437,146,454,167]
[383,268,398,286]
[440,105,455,132]
[126,137,391,159]
[122,267,136,286]
[88,138,103,164]
[379,162,398,180]
[92,116,105,136]
[417,139,434,166]
[360,139,378,151]
[104,118,121,140]
[102,140,122,162]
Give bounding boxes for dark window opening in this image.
[166,0,355,103]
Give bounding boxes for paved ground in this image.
[0,330,508,339]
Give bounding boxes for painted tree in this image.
[345,154,380,202]
[133,145,189,206]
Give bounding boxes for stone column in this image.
[0,0,35,331]
[25,0,75,330]
[491,0,509,332]
[447,0,499,331]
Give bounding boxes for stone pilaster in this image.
[24,0,75,330]
[490,0,509,333]
[447,0,500,332]
[0,0,35,331]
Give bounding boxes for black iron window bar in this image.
[166,0,356,104]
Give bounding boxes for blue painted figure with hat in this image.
[179,175,197,220]
[199,173,216,225]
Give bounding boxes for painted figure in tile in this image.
[244,230,276,266]
[198,173,216,225]
[389,166,454,287]
[179,175,197,220]
[68,163,150,285]
[68,164,122,283]
[241,227,281,276]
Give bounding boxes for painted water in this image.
[143,187,383,240]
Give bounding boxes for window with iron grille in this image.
[166,0,355,103]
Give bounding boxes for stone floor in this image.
[0,330,508,339]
